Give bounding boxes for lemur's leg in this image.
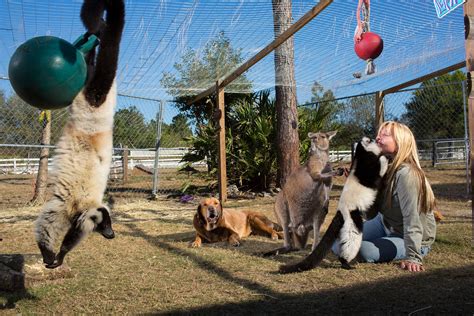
[47,210,96,269]
[35,198,70,266]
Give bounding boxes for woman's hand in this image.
[400,260,425,272]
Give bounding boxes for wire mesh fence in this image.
[0,79,470,208]
[0,93,211,208]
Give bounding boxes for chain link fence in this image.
[0,79,470,208]
[384,81,470,195]
[0,92,210,208]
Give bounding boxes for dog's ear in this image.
[196,203,206,225]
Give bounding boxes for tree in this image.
[167,114,193,146]
[181,90,277,191]
[298,82,343,155]
[401,70,466,140]
[335,94,377,147]
[113,106,155,148]
[0,94,68,152]
[0,95,42,149]
[31,110,51,204]
[272,0,300,187]
[161,32,252,125]
[226,90,277,190]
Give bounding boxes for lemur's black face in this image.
[359,137,382,156]
[95,207,115,239]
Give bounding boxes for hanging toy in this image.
[353,0,383,75]
[8,34,99,110]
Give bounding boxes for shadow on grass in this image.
[0,289,36,310]
[113,209,194,226]
[118,212,281,298]
[160,264,474,315]
[0,254,36,310]
[432,182,469,200]
[115,213,474,314]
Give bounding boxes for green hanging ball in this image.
[8,34,98,110]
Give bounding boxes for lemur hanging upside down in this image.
[35,0,125,269]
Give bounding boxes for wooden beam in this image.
[383,61,466,95]
[216,81,227,203]
[375,91,384,129]
[188,0,333,105]
[463,1,474,241]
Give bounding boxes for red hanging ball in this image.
[354,32,383,60]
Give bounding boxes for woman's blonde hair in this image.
[378,121,436,213]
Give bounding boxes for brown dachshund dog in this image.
[190,197,283,247]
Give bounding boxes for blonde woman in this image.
[358,121,437,272]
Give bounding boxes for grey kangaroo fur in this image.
[264,131,337,256]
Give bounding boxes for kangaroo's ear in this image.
[308,132,316,138]
[327,130,337,140]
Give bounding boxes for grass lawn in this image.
[0,167,473,314]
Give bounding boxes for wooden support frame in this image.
[187,0,333,106]
[464,1,474,243]
[375,91,384,130]
[375,61,466,128]
[185,0,333,204]
[216,81,227,203]
[383,61,466,95]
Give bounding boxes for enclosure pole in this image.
[463,1,474,245]
[383,61,465,95]
[462,81,470,196]
[216,81,227,203]
[122,146,129,183]
[151,101,164,199]
[375,91,385,129]
[188,0,333,105]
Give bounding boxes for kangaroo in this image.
[264,131,337,256]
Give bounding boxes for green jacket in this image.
[380,164,436,264]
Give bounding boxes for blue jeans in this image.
[358,213,430,263]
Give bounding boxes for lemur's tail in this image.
[278,210,344,274]
[81,0,125,107]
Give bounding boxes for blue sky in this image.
[0,0,467,120]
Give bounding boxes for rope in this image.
[354,0,376,75]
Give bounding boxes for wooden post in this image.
[375,91,385,130]
[464,1,474,244]
[122,146,129,183]
[216,82,227,203]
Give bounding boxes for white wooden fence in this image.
[0,148,352,175]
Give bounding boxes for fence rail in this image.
[0,148,355,175]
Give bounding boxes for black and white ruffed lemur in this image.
[279,137,388,273]
[35,0,125,269]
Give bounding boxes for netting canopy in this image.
[0,0,466,103]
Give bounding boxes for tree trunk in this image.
[272,0,300,188]
[31,111,51,204]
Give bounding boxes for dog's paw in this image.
[271,232,279,240]
[189,241,201,248]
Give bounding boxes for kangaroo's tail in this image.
[278,210,344,274]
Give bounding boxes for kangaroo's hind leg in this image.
[263,193,293,257]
